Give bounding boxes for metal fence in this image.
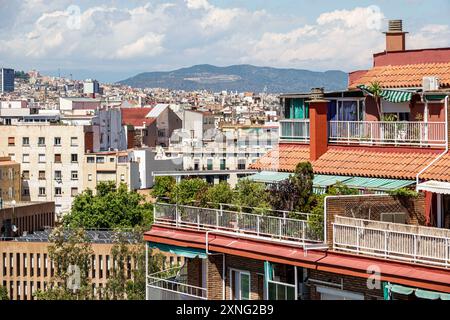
[280,119,310,142]
[333,216,450,267]
[147,266,207,300]
[154,202,322,243]
[328,121,446,147]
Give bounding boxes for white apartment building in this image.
[0,124,92,215]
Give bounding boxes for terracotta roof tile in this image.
[349,62,450,89]
[420,153,450,182]
[250,144,441,180]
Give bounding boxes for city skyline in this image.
[0,0,449,82]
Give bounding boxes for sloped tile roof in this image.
[349,62,450,89]
[420,153,450,182]
[121,108,156,127]
[250,144,441,180]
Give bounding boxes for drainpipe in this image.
[206,231,226,300]
[416,95,449,188]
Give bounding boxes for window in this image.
[8,137,15,146]
[38,154,46,163]
[87,157,95,163]
[96,157,105,163]
[54,154,61,163]
[88,174,93,181]
[71,171,78,180]
[238,159,246,170]
[22,137,29,146]
[158,129,165,137]
[110,157,115,163]
[54,170,62,180]
[38,187,46,196]
[71,154,78,163]
[220,159,226,170]
[54,137,61,146]
[120,174,125,182]
[8,153,15,161]
[22,154,30,163]
[71,188,78,197]
[230,270,250,300]
[22,188,29,196]
[55,187,62,196]
[70,137,78,146]
[38,137,45,146]
[22,171,30,180]
[207,159,213,170]
[38,171,45,180]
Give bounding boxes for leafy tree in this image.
[151,176,176,201]
[171,178,208,205]
[269,162,315,214]
[197,182,234,208]
[35,227,93,300]
[63,181,153,229]
[232,179,270,213]
[0,286,9,300]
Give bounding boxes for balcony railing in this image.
[328,121,446,147]
[154,202,322,244]
[333,216,450,267]
[279,119,310,142]
[147,266,207,300]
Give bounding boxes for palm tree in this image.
[368,81,383,120]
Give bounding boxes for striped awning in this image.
[380,89,413,103]
[357,85,414,103]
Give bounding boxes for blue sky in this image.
[0,0,448,82]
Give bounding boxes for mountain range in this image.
[118,64,348,93]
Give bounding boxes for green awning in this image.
[425,94,448,101]
[246,172,414,192]
[357,85,415,103]
[380,89,413,103]
[149,243,207,259]
[388,283,450,300]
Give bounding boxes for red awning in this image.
[145,225,450,293]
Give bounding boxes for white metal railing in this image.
[147,267,207,300]
[328,121,446,147]
[154,202,322,243]
[333,216,450,267]
[267,279,296,300]
[279,119,310,141]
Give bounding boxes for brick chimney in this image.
[384,19,407,52]
[308,88,329,161]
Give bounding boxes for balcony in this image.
[154,203,322,244]
[146,266,207,300]
[333,216,450,267]
[328,121,446,147]
[279,119,310,142]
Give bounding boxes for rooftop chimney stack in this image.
[385,19,407,52]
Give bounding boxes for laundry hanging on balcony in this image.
[357,85,415,103]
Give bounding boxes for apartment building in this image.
[143,20,450,301]
[0,157,20,203]
[83,151,140,192]
[0,68,14,93]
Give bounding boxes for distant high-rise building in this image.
[0,68,15,93]
[83,79,100,96]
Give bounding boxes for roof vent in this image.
[388,20,403,32]
[310,87,325,100]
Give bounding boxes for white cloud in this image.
[0,1,448,79]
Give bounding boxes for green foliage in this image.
[388,188,419,198]
[232,179,270,214]
[171,178,208,205]
[197,182,234,208]
[14,70,30,80]
[63,181,153,229]
[368,81,383,118]
[0,286,9,300]
[151,176,176,201]
[35,227,93,300]
[327,182,359,196]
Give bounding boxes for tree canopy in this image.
[63,181,153,229]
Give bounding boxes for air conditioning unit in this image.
[422,76,440,91]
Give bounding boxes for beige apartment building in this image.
[0,156,21,203]
[83,151,140,193]
[0,124,94,215]
[0,231,183,300]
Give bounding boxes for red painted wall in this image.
[309,100,328,161]
[373,48,450,67]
